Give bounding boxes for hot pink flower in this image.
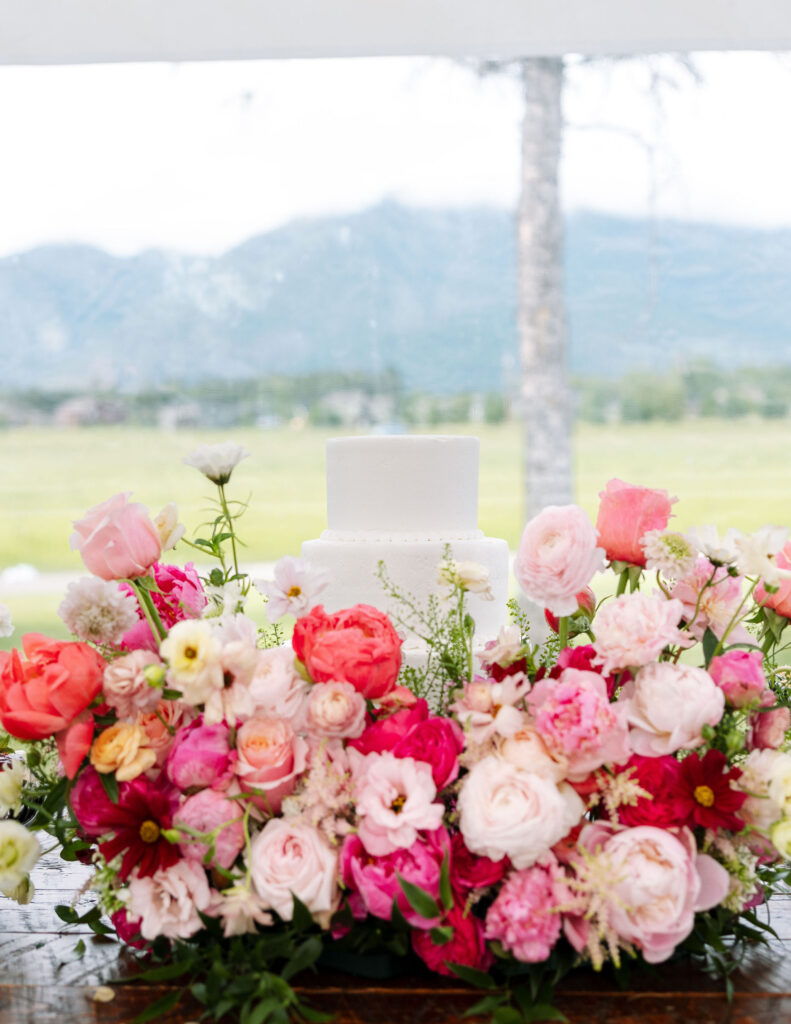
[412,903,493,977]
[670,558,750,642]
[554,644,622,699]
[70,492,161,581]
[70,765,120,837]
[593,593,689,674]
[174,788,245,870]
[348,700,429,756]
[709,650,767,708]
[449,832,508,893]
[514,505,605,617]
[747,690,791,750]
[484,856,569,962]
[165,717,235,792]
[121,562,206,651]
[595,479,676,567]
[393,716,465,790]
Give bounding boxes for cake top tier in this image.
[325,434,480,534]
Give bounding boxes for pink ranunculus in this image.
[102,649,163,719]
[449,832,507,893]
[121,562,207,650]
[174,788,245,870]
[249,645,311,726]
[293,604,403,700]
[235,716,308,814]
[126,859,212,941]
[393,716,465,790]
[595,479,676,567]
[351,750,444,856]
[514,505,606,617]
[484,856,569,962]
[670,558,750,642]
[620,662,725,756]
[70,492,162,581]
[341,829,450,928]
[70,765,119,837]
[709,650,767,709]
[304,680,367,739]
[579,822,729,963]
[593,593,689,675]
[165,716,235,792]
[248,818,338,922]
[747,689,791,750]
[348,700,429,756]
[528,669,630,781]
[412,903,493,977]
[755,539,791,618]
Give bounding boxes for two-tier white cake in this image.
[302,435,509,638]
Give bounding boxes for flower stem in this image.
[558,616,569,650]
[615,569,629,598]
[131,580,167,642]
[218,483,240,577]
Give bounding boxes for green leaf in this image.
[291,894,314,932]
[439,851,454,911]
[446,963,497,990]
[702,628,719,667]
[298,1005,334,1023]
[98,771,119,804]
[429,925,454,946]
[137,961,193,982]
[55,905,79,924]
[131,990,182,1023]
[492,1008,522,1024]
[522,1007,568,1023]
[73,939,86,957]
[281,936,323,982]
[244,997,283,1024]
[162,688,183,700]
[463,994,507,1019]
[396,873,441,921]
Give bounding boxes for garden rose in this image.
[484,856,569,962]
[70,492,161,580]
[137,699,193,765]
[709,650,766,708]
[593,593,689,674]
[514,505,606,616]
[348,700,429,755]
[126,859,211,940]
[174,788,245,870]
[249,644,311,724]
[304,680,366,739]
[621,662,725,756]
[248,818,338,921]
[235,716,308,814]
[755,539,791,617]
[616,755,685,829]
[102,650,163,719]
[165,717,235,791]
[90,722,157,782]
[595,479,676,566]
[412,903,493,977]
[458,755,584,869]
[499,726,568,782]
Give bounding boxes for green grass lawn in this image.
[3,417,791,648]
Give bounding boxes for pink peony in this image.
[235,716,308,814]
[528,669,630,780]
[593,593,689,674]
[670,558,750,642]
[747,690,791,750]
[579,822,729,963]
[121,562,206,651]
[174,788,245,870]
[70,492,162,581]
[595,479,676,567]
[126,859,211,940]
[70,765,119,837]
[755,539,791,618]
[304,680,367,739]
[102,650,163,719]
[484,856,569,962]
[351,750,444,856]
[620,662,725,756]
[393,716,465,790]
[514,505,606,616]
[348,700,429,756]
[709,650,767,708]
[165,717,235,791]
[247,818,338,921]
[412,903,493,977]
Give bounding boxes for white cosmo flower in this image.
[58,577,139,645]
[153,503,185,552]
[733,525,791,587]
[183,442,250,485]
[0,603,13,638]
[204,578,246,618]
[0,820,40,893]
[641,529,697,578]
[686,525,743,566]
[437,560,494,599]
[0,758,26,817]
[255,556,331,620]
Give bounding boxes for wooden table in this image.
[3,852,791,1024]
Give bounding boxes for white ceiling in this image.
[1,0,788,65]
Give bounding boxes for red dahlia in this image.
[98,776,180,880]
[675,749,747,832]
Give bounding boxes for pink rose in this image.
[174,788,245,870]
[514,505,606,616]
[249,645,311,725]
[593,593,689,674]
[137,700,194,766]
[304,680,367,738]
[248,818,337,921]
[70,492,161,581]
[528,669,630,781]
[412,903,493,977]
[165,717,235,791]
[102,650,162,719]
[126,859,211,940]
[121,562,206,650]
[579,822,729,963]
[709,650,767,708]
[620,662,725,756]
[293,604,402,700]
[595,479,676,567]
[747,690,791,750]
[235,716,308,814]
[348,700,429,756]
[756,540,791,618]
[484,856,569,962]
[393,716,465,790]
[670,558,750,642]
[449,832,507,893]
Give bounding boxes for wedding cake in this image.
[302,435,509,638]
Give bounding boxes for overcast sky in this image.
[0,51,789,257]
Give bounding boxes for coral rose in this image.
[235,716,308,814]
[595,479,676,566]
[70,492,162,581]
[90,722,157,782]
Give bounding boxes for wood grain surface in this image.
[3,852,791,1024]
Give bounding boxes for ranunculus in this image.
[293,604,402,700]
[593,593,689,674]
[235,716,308,814]
[126,859,211,940]
[248,818,337,921]
[348,700,429,756]
[393,716,465,790]
[620,662,725,756]
[755,539,791,618]
[102,650,163,719]
[709,650,766,708]
[70,492,162,581]
[484,856,569,962]
[514,505,606,616]
[304,680,367,739]
[579,822,729,963]
[0,820,41,893]
[412,903,493,977]
[747,690,791,750]
[165,717,235,792]
[90,722,157,782]
[595,479,676,567]
[449,832,507,892]
[0,634,106,778]
[174,788,245,870]
[458,755,584,870]
[159,619,223,707]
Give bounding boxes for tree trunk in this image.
[518,57,572,520]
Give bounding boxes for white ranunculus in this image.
[0,759,27,817]
[457,755,584,869]
[248,819,338,922]
[183,441,250,485]
[0,820,41,893]
[438,560,494,599]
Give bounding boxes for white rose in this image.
[0,759,26,817]
[457,755,584,869]
[248,819,338,921]
[0,820,41,893]
[621,662,725,756]
[304,681,366,738]
[738,748,791,831]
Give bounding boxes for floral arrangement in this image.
[3,448,791,1024]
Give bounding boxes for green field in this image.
[3,418,791,647]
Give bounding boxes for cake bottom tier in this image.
[301,535,510,640]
